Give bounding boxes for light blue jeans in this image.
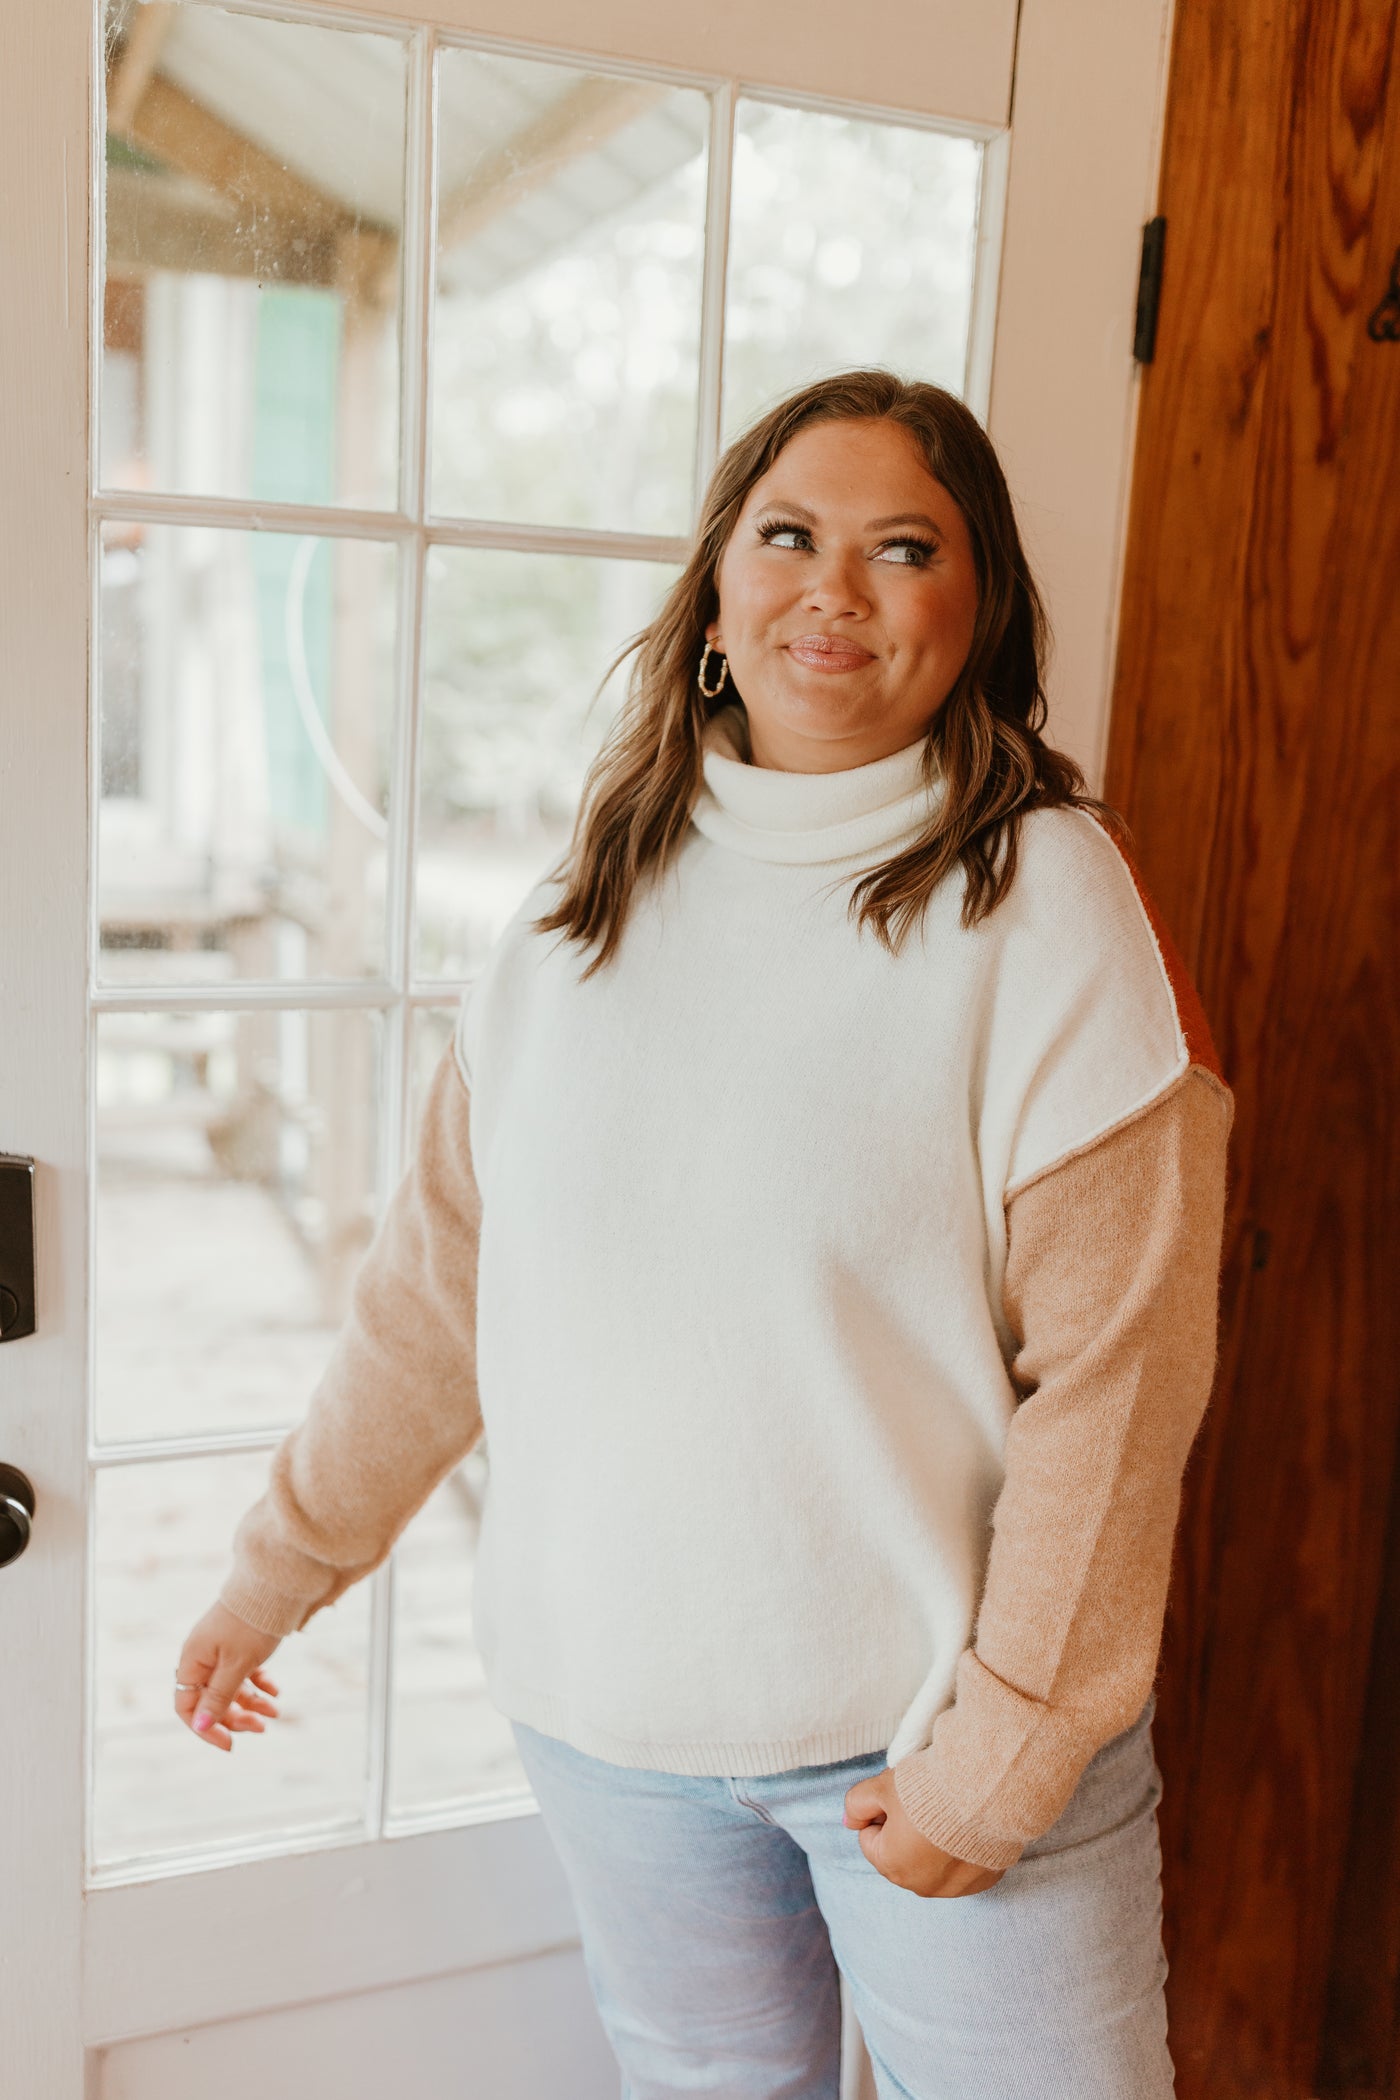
[509,1698,1174,2099]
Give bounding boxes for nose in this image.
[802,546,871,620]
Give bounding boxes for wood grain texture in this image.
[1104,0,1400,2091]
[1317,1430,1400,2093]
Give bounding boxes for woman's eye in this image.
[756,524,937,563]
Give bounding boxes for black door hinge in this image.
[1367,247,1400,341]
[1134,216,1167,364]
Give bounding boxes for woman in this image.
[176,371,1231,2098]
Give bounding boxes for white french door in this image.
[1,1,1174,2093]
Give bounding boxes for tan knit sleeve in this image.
[890,1064,1232,1871]
[220,1045,485,1639]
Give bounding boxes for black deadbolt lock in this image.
[0,1156,36,1342]
[0,1466,35,1567]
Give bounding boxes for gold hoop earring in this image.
[697,642,730,698]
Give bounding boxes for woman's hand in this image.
[174,1601,283,1752]
[843,1770,1006,1898]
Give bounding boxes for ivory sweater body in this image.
[224,703,1231,1867]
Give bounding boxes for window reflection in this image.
[431,49,709,534]
[415,549,678,979]
[97,524,397,984]
[723,100,982,438]
[93,1454,371,1867]
[101,0,406,508]
[95,1009,381,1443]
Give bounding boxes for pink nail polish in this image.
[194,1712,211,1732]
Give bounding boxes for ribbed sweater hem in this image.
[490,1675,901,1776]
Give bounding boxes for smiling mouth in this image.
[785,635,876,672]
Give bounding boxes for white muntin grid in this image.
[84,0,1006,1881]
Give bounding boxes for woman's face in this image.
[707,417,980,773]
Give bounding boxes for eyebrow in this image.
[867,513,943,533]
[754,500,942,535]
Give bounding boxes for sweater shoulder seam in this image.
[1003,1060,1232,1206]
[451,1009,473,1092]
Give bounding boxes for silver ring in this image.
[174,1681,201,1694]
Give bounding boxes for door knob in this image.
[0,1465,35,1567]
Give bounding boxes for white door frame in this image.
[2,1,92,2090]
[0,1,1172,2090]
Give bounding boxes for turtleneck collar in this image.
[690,700,942,865]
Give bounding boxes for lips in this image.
[785,634,876,672]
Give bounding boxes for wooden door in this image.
[0,1,1178,2094]
[1104,0,1400,2091]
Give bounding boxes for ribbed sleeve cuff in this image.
[889,1653,1077,1872]
[219,1571,326,1640]
[889,1755,1028,1872]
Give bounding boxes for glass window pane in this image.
[396,1024,528,1822]
[95,1009,382,1444]
[431,49,708,533]
[415,549,679,980]
[388,1460,529,1822]
[101,1,406,509]
[723,101,982,439]
[97,524,397,985]
[93,1453,371,1871]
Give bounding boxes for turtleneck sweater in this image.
[221,702,1231,1869]
[689,698,942,860]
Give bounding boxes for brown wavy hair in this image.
[534,369,1116,978]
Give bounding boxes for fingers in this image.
[232,1679,279,1719]
[854,1818,1005,1899]
[856,1823,889,1875]
[222,1686,276,1733]
[223,1710,266,1738]
[191,1664,242,1752]
[175,1608,284,1753]
[842,1773,889,1831]
[178,1665,280,1753]
[173,1680,277,1741]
